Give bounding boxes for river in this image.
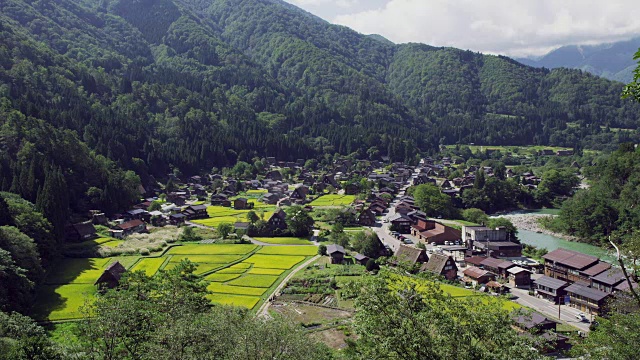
[517,229,615,263]
[497,211,616,263]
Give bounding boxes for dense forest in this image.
[547,143,640,246]
[1,0,640,217]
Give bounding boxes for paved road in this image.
[256,255,321,318]
[510,288,592,332]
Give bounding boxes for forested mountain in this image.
[1,0,640,218]
[517,37,640,83]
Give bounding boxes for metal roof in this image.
[581,262,612,277]
[591,268,626,286]
[565,283,610,301]
[534,276,568,289]
[543,248,598,269]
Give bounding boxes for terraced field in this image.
[34,243,316,320]
[254,237,313,245]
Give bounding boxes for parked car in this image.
[576,313,588,322]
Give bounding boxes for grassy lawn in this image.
[256,245,318,256]
[243,254,307,269]
[309,194,356,207]
[33,284,96,321]
[167,244,257,255]
[206,294,261,309]
[130,257,166,276]
[227,274,280,288]
[254,237,313,245]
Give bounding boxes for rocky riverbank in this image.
[498,214,577,242]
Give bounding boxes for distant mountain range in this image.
[516,37,640,83]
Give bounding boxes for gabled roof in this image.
[507,266,530,275]
[189,205,207,211]
[534,276,568,290]
[116,219,144,230]
[465,256,487,266]
[388,213,412,223]
[512,311,557,330]
[95,261,126,285]
[72,221,97,237]
[480,257,514,270]
[591,268,626,286]
[581,262,612,277]
[354,253,369,261]
[327,244,346,255]
[395,245,426,264]
[421,253,454,274]
[463,266,491,279]
[565,283,610,302]
[543,248,598,270]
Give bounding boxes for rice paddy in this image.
[309,194,355,207]
[34,243,316,319]
[254,237,313,245]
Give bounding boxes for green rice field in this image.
[257,246,318,256]
[130,257,166,276]
[227,274,279,288]
[168,254,245,264]
[206,294,261,309]
[33,243,316,319]
[207,283,267,296]
[167,244,257,255]
[309,194,355,207]
[243,254,306,269]
[247,268,286,275]
[254,237,313,245]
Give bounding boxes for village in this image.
[57,148,627,355]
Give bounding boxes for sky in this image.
[285,0,640,57]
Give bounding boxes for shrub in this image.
[318,244,327,256]
[139,248,150,256]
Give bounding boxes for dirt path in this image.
[256,255,320,318]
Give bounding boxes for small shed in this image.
[327,244,346,264]
[95,261,127,290]
[354,253,370,266]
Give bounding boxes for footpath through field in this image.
[256,255,320,318]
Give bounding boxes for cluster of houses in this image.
[533,248,635,315]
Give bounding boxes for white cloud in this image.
[330,0,640,57]
[287,0,360,10]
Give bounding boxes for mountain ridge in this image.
[0,0,638,198]
[516,37,640,83]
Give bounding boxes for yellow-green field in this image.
[33,244,316,320]
[130,257,166,276]
[243,254,306,269]
[309,194,356,207]
[167,244,257,255]
[191,205,274,228]
[254,237,313,245]
[256,246,318,256]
